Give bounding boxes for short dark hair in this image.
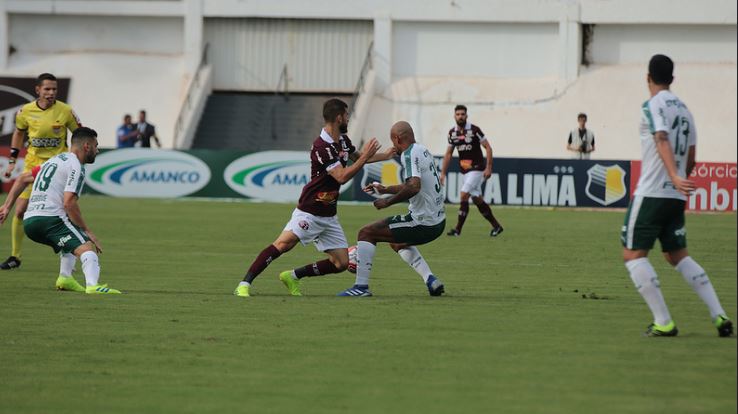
[139,110,147,116]
[454,105,467,113]
[577,113,587,121]
[37,73,57,85]
[322,98,348,122]
[71,127,98,145]
[649,54,674,86]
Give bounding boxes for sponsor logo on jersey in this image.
[225,151,320,202]
[86,149,211,197]
[585,164,627,206]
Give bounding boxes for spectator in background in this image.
[136,110,161,148]
[116,114,138,148]
[567,113,595,159]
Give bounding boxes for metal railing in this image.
[350,41,373,114]
[173,42,210,147]
[270,64,289,141]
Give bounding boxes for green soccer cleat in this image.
[644,321,678,337]
[279,271,302,296]
[234,284,250,297]
[85,285,121,294]
[55,275,86,292]
[714,315,734,337]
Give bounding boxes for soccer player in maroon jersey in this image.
[440,105,503,237]
[234,98,394,297]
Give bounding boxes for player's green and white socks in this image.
[676,256,726,319]
[59,253,76,277]
[355,241,376,286]
[626,258,672,326]
[80,251,101,287]
[398,247,433,283]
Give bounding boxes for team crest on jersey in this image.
[585,164,627,206]
[52,123,63,134]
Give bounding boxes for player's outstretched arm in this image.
[4,129,25,178]
[63,192,102,253]
[366,146,397,163]
[439,146,454,186]
[482,140,494,179]
[328,138,380,184]
[373,177,421,210]
[653,131,695,196]
[0,172,35,225]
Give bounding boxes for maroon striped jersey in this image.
[297,128,356,217]
[447,122,488,173]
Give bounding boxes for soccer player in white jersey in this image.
[0,127,121,294]
[621,55,731,337]
[339,121,446,297]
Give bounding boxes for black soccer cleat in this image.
[446,229,460,237]
[426,275,445,297]
[490,226,504,237]
[644,322,679,337]
[0,256,21,270]
[714,316,734,338]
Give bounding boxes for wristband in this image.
[10,148,19,159]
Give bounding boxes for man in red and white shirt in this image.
[440,105,503,237]
[233,98,394,297]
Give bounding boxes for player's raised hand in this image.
[361,138,381,159]
[4,163,15,179]
[373,198,390,210]
[0,205,10,225]
[672,176,696,196]
[363,181,387,195]
[87,231,103,254]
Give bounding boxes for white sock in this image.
[676,256,726,319]
[239,281,250,287]
[398,247,433,283]
[355,241,376,286]
[626,258,672,326]
[80,251,101,287]
[59,253,76,277]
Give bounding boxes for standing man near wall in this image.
[136,110,161,148]
[2,73,81,270]
[440,105,503,237]
[621,54,732,337]
[567,113,595,159]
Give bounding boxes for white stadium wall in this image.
[589,24,738,64]
[9,14,184,55]
[0,0,735,161]
[204,18,373,92]
[392,22,559,78]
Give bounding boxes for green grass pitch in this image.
[0,197,735,414]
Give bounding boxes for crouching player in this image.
[0,127,121,294]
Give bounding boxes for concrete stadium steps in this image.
[192,92,352,151]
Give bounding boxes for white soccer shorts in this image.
[460,170,485,196]
[284,208,349,252]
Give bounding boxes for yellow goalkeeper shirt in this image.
[15,100,81,159]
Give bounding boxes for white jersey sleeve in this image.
[646,95,670,133]
[401,144,445,226]
[64,160,85,195]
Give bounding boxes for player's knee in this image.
[332,256,349,271]
[357,226,374,242]
[471,196,484,205]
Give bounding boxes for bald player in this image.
[339,121,446,297]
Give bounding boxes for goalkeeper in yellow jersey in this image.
[2,73,81,270]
